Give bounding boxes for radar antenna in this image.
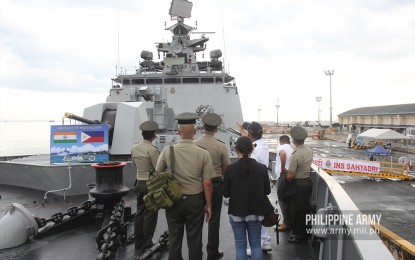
[169,0,193,18]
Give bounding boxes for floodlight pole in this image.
[275,99,280,125]
[324,70,334,128]
[315,97,322,124]
[258,108,261,122]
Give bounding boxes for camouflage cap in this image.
[290,126,308,140]
[139,120,159,131]
[175,112,199,124]
[202,113,222,127]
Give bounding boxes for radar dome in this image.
[210,49,222,60]
[141,51,153,61]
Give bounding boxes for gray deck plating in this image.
[0,184,318,260]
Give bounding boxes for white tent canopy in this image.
[358,129,408,140]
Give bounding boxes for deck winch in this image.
[89,162,130,207]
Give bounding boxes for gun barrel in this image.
[64,112,100,125]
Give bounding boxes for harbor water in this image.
[0,121,54,157]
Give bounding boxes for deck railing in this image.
[310,164,394,260]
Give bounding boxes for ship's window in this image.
[201,77,214,83]
[132,78,145,84]
[165,78,181,84]
[215,77,223,83]
[177,53,188,63]
[122,79,131,85]
[183,77,200,83]
[146,78,163,84]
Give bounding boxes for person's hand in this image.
[237,122,243,132]
[204,205,212,222]
[236,122,248,136]
[287,171,294,182]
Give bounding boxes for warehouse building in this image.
[338,103,415,136]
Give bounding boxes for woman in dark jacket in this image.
[223,136,271,260]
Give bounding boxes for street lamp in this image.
[315,97,322,125]
[324,70,334,128]
[275,99,280,125]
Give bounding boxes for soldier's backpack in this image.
[144,146,182,211]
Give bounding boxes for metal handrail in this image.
[43,161,72,202]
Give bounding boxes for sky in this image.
[1,0,414,123]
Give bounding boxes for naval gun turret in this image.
[64,112,116,146]
[63,102,155,157]
[64,85,178,158]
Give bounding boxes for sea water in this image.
[0,121,53,156]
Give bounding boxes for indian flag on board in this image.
[53,132,77,143]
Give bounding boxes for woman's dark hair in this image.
[235,136,253,157]
[235,136,253,175]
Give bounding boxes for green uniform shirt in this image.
[155,139,216,194]
[194,134,230,177]
[288,144,313,179]
[131,140,160,181]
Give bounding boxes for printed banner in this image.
[313,156,380,174]
[50,124,109,163]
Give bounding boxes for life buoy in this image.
[398,156,408,165]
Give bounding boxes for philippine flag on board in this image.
[54,132,77,143]
[81,131,105,143]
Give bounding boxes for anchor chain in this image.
[38,200,95,228]
[96,199,130,260]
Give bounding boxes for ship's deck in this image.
[0,183,319,260]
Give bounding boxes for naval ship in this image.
[0,0,398,259]
[0,0,242,196]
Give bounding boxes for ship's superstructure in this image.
[82,0,242,156]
